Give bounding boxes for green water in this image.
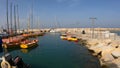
[0,33,101,68]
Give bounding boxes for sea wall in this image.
[63,29,120,68]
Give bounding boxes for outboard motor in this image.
[4,53,15,66]
[14,56,29,68]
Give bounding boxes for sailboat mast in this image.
[37,17,40,30]
[16,5,20,34]
[27,15,30,33]
[6,0,9,34]
[10,3,13,34]
[31,1,33,32]
[14,5,17,34]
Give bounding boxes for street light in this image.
[89,17,97,39]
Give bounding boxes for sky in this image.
[0,0,120,29]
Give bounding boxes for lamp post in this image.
[89,17,97,39]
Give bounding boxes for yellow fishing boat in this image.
[67,36,78,42]
[20,39,38,49]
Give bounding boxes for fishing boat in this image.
[2,36,25,49]
[20,39,38,49]
[60,34,67,40]
[20,45,38,53]
[67,36,78,42]
[22,33,30,38]
[0,53,30,68]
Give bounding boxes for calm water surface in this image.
[0,33,101,68]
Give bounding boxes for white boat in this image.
[49,30,56,33]
[60,34,67,40]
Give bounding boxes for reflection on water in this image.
[3,43,39,54]
[21,49,29,53]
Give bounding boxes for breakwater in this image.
[62,29,120,68]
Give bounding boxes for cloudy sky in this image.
[0,0,120,29]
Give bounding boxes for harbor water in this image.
[0,33,101,68]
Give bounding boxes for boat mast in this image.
[37,17,40,31]
[27,14,30,33]
[6,0,9,34]
[16,5,20,34]
[31,0,33,32]
[14,5,17,35]
[10,3,13,35]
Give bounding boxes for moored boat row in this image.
[1,31,45,49]
[2,39,38,49]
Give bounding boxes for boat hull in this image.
[20,40,38,49]
[20,43,37,49]
[2,43,20,49]
[60,36,67,40]
[67,37,78,41]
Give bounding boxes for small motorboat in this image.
[20,39,38,49]
[60,34,67,40]
[0,53,30,68]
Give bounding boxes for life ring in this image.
[1,60,11,68]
